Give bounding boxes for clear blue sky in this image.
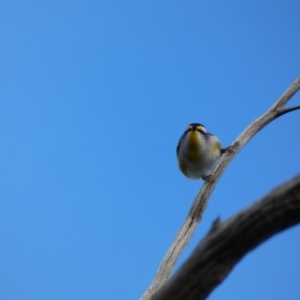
[0,2,300,300]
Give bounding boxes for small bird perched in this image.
[176,123,231,182]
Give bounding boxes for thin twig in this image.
[140,76,300,300]
[277,105,300,117]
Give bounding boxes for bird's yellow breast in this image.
[186,132,204,162]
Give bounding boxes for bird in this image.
[176,123,231,182]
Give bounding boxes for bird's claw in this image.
[203,175,215,183]
[221,146,234,155]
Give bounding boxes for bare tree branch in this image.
[141,76,300,300]
[152,174,300,300]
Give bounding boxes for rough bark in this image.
[152,174,300,300]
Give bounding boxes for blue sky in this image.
[0,1,300,299]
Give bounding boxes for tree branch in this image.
[152,174,300,300]
[141,76,300,300]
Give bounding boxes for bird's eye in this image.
[197,125,207,133]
